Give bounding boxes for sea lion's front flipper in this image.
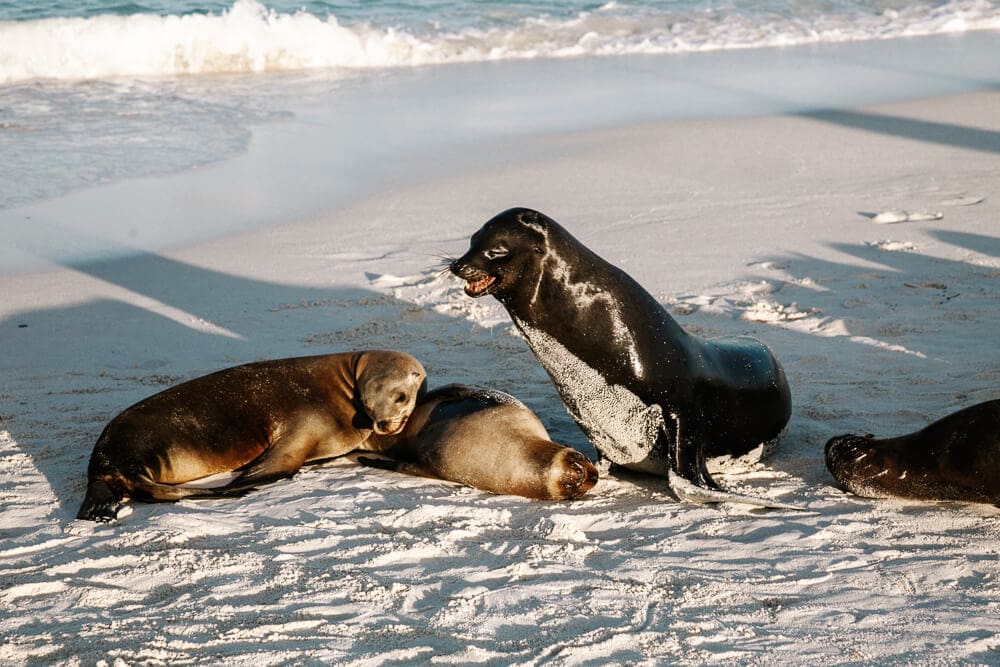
[682,444,720,491]
[218,433,315,492]
[667,409,721,491]
[357,455,401,471]
[358,455,440,481]
[666,413,806,511]
[128,479,254,502]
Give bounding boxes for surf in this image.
[2,0,999,84]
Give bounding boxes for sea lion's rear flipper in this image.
[666,414,806,511]
[77,479,123,523]
[76,477,250,523]
[666,469,806,511]
[358,455,440,481]
[129,479,253,502]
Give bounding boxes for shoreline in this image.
[2,30,999,276]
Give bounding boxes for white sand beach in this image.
[2,31,999,664]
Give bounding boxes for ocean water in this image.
[3,0,999,82]
[1,0,998,268]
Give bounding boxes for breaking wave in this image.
[1,0,999,83]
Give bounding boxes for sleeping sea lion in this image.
[361,384,598,500]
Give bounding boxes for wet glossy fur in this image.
[450,208,791,501]
[825,399,1000,504]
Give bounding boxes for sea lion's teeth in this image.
[467,276,495,294]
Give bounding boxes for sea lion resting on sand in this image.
[77,351,426,522]
[449,207,795,508]
[825,399,1000,504]
[362,384,599,500]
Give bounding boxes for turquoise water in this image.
[8,0,993,26]
[7,0,609,25]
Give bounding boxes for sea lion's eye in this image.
[483,246,508,260]
[533,246,544,254]
[395,393,407,404]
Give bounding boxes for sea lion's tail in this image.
[667,470,807,511]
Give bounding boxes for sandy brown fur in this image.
[78,350,426,522]
[365,384,598,500]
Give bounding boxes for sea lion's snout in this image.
[824,434,849,468]
[824,434,872,469]
[450,257,497,298]
[464,274,496,297]
[824,433,878,493]
[374,415,408,436]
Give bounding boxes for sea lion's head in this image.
[549,448,600,500]
[356,351,427,436]
[824,432,885,496]
[450,207,551,300]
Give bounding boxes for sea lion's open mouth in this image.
[464,275,497,297]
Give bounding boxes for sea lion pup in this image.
[77,351,427,522]
[360,384,599,500]
[449,207,796,509]
[825,399,1000,504]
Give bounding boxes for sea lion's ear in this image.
[517,213,549,237]
[516,208,547,231]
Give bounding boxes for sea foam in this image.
[2,0,999,84]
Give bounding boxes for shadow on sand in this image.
[0,234,564,523]
[0,223,997,521]
[796,108,1000,155]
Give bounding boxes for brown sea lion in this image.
[77,350,427,522]
[361,384,598,500]
[825,399,1000,504]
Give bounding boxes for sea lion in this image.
[77,350,427,522]
[360,384,599,500]
[449,207,794,508]
[825,399,1000,504]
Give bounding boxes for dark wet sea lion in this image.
[449,207,794,508]
[77,350,427,522]
[361,384,599,500]
[825,399,1000,504]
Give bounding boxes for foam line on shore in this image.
[2,0,999,83]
